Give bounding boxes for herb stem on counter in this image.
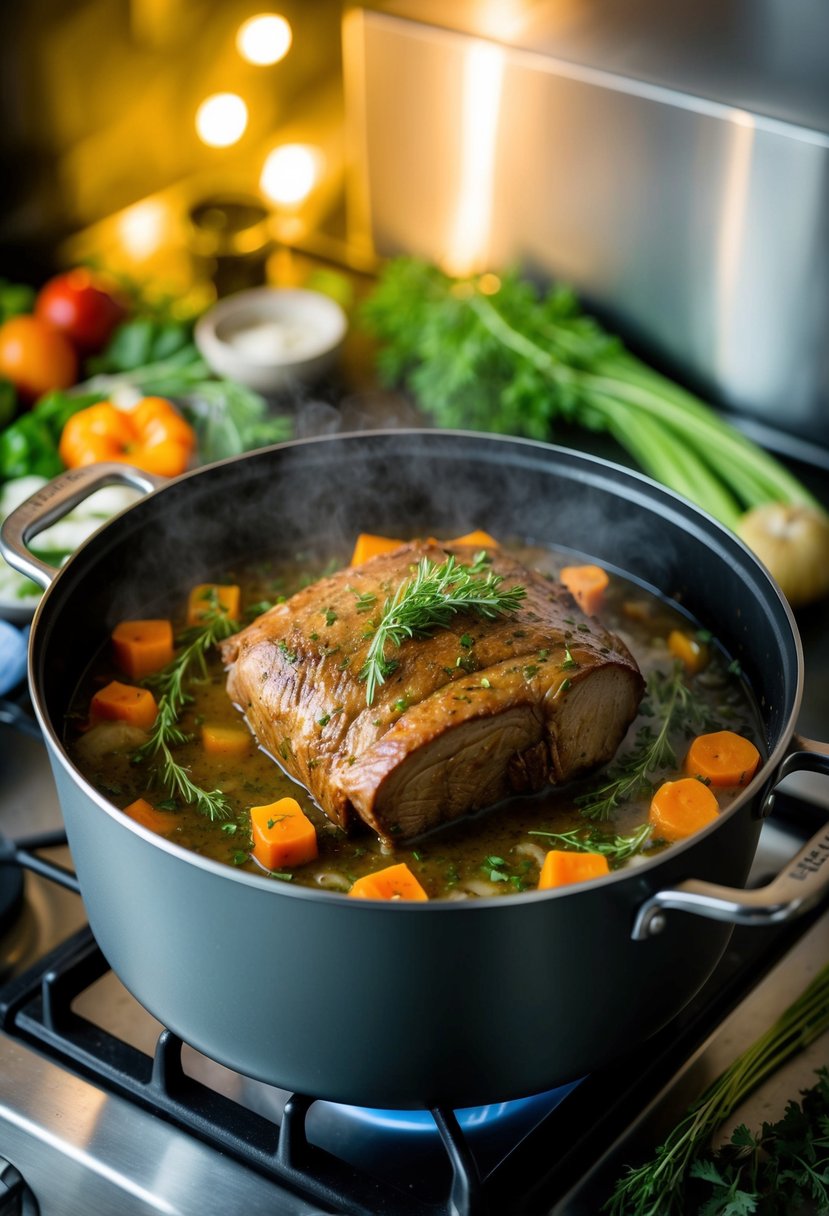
[605,960,829,1216]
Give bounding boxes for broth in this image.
[67,542,763,899]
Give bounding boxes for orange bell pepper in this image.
[59,397,196,477]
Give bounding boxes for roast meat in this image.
[221,542,644,842]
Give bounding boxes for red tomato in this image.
[0,314,78,400]
[35,269,126,353]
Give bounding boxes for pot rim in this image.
[23,428,805,908]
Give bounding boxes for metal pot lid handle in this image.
[0,462,164,589]
[632,735,829,940]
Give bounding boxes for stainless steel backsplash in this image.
[343,2,829,443]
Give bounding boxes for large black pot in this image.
[3,431,829,1109]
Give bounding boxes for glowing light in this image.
[195,93,248,148]
[236,13,292,65]
[115,199,171,260]
[444,42,505,276]
[259,144,320,206]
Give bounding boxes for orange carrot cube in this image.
[187,583,241,626]
[560,564,609,616]
[348,862,428,901]
[201,724,252,757]
[122,798,174,835]
[538,850,610,890]
[668,629,708,674]
[90,680,158,730]
[111,619,174,679]
[350,534,404,566]
[250,797,318,870]
[446,530,499,549]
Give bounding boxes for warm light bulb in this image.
[195,93,248,148]
[236,13,292,65]
[259,144,320,205]
[116,199,171,260]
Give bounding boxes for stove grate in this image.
[0,924,488,1216]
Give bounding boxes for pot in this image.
[3,431,829,1110]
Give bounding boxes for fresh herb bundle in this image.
[606,962,829,1216]
[687,1066,829,1215]
[359,552,526,705]
[133,597,238,820]
[362,259,829,605]
[576,663,714,821]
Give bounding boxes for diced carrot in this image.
[560,564,609,615]
[685,731,761,788]
[350,533,404,566]
[186,583,241,626]
[123,797,174,835]
[538,850,610,890]
[621,598,652,622]
[348,862,429,901]
[250,797,318,870]
[668,629,708,674]
[446,530,499,548]
[202,723,252,757]
[650,778,720,841]
[111,619,174,679]
[90,680,158,730]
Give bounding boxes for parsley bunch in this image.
[362,258,820,533]
[687,1067,829,1214]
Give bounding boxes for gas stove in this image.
[1,463,828,1215]
[1,655,827,1216]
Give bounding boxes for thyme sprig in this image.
[577,663,716,821]
[606,962,829,1215]
[529,822,652,865]
[358,553,526,705]
[133,593,239,820]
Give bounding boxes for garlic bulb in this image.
[737,503,829,607]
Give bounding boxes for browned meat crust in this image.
[221,542,644,842]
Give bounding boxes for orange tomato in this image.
[0,314,78,400]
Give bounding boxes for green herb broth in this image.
[66,542,764,899]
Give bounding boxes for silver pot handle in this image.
[632,734,829,940]
[0,462,164,590]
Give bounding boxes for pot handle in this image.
[632,735,829,940]
[0,462,164,590]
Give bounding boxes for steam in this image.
[62,422,692,639]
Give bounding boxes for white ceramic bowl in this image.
[194,287,348,392]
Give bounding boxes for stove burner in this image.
[305,1082,582,1183]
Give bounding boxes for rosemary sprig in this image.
[605,961,829,1215]
[576,663,715,821]
[358,553,526,705]
[529,822,652,865]
[133,594,239,820]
